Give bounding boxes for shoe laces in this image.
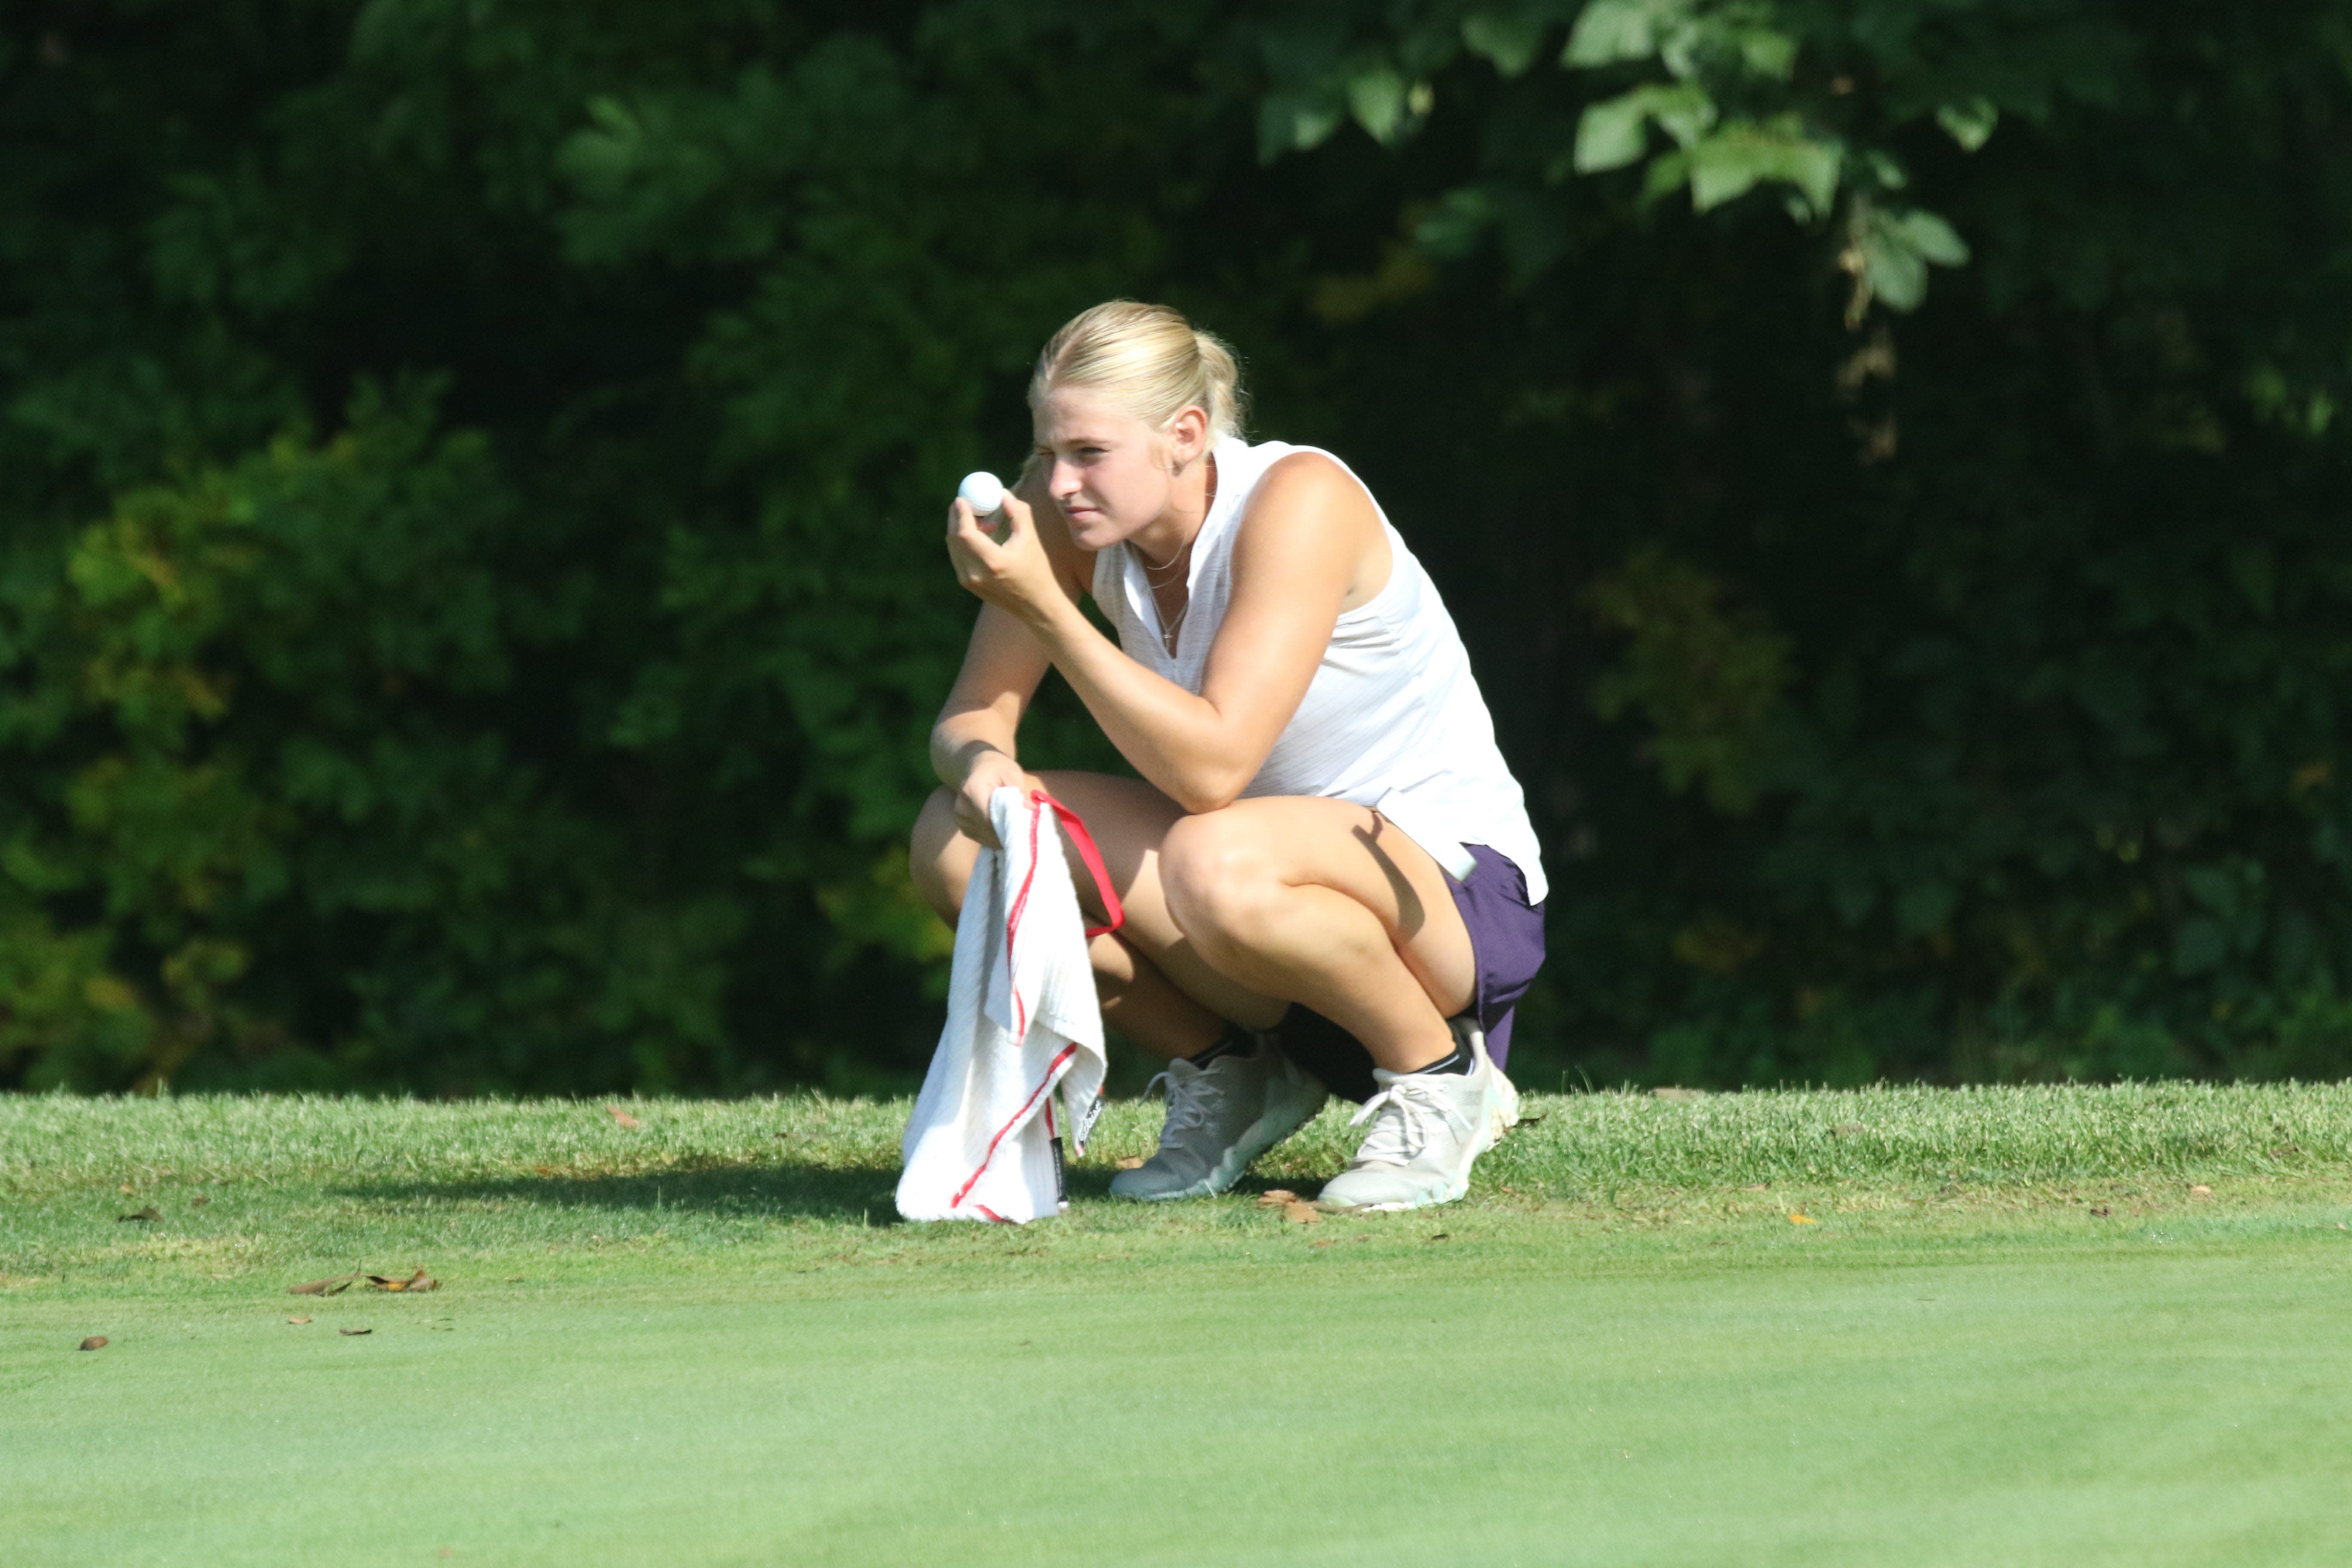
[1144,1059,1232,1149]
[1348,1072,1474,1167]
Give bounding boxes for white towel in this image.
[896,787,1107,1223]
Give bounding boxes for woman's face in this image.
[1032,386,1204,552]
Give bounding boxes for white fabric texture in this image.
[896,787,1106,1223]
[1089,436,1547,902]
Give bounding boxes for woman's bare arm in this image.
[946,453,1378,813]
[928,602,1047,787]
[929,467,1098,842]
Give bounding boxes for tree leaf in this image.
[1937,98,1999,152]
[1884,208,1969,267]
[1564,0,1689,67]
[1258,92,1343,160]
[1463,11,1546,77]
[1731,25,1797,80]
[1575,84,1715,173]
[1413,185,1498,257]
[1347,65,1408,144]
[1686,121,1841,216]
[604,1103,643,1130]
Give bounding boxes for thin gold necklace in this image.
[1137,457,1216,653]
[1133,460,1217,573]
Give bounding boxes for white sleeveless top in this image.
[1089,437,1548,903]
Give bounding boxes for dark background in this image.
[8,0,2352,1096]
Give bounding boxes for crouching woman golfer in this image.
[910,300,1547,1211]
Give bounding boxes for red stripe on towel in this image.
[949,1041,1079,1212]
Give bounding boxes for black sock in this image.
[1415,1036,1473,1075]
[1185,1023,1261,1067]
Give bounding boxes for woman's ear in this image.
[1167,404,1211,472]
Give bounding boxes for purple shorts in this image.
[1277,844,1547,1102]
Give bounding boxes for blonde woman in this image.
[909,301,1547,1211]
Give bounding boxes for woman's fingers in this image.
[945,499,1007,584]
[953,787,1002,849]
[946,490,1057,612]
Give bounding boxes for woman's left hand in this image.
[946,493,1062,624]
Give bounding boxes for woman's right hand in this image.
[954,746,1030,850]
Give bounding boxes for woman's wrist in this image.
[940,735,1013,790]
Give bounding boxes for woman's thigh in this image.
[1159,795,1476,1020]
[910,769,1286,1026]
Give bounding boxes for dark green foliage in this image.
[6,0,2352,1092]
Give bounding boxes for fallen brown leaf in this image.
[78,1336,107,1351]
[1788,1213,1816,1225]
[339,1328,372,1337]
[118,1206,162,1223]
[1113,1156,1145,1170]
[288,1274,358,1296]
[365,1268,437,1292]
[118,1184,135,1196]
[1513,1113,1545,1127]
[190,1193,210,1207]
[2190,1184,2214,1197]
[1281,1201,1320,1226]
[1743,1183,1771,1191]
[605,1103,643,1130]
[2091,1206,2112,1217]
[286,1316,313,1325]
[1310,1240,1335,1250]
[1425,1233,1451,1243]
[1256,1189,1298,1207]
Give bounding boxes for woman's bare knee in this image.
[908,786,972,922]
[1160,809,1285,948]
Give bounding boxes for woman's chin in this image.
[1064,514,1123,551]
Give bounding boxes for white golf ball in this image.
[957,471,1005,516]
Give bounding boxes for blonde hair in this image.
[1028,300,1247,443]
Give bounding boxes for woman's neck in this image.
[1128,450,1219,567]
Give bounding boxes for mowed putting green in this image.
[6,1087,2352,1566]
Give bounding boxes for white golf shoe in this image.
[1316,1017,1517,1212]
[1110,1035,1327,1201]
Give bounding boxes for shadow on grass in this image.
[333,1158,1137,1225]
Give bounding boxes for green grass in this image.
[7,1084,2352,1566]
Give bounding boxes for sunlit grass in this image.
[9,1085,2352,1566]
[7,1080,2347,1194]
